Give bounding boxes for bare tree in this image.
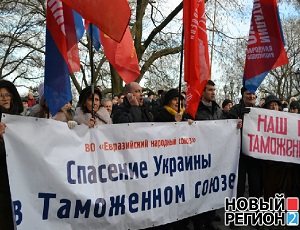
[0,0,45,89]
[0,0,298,102]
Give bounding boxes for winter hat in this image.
[240,86,248,97]
[290,101,300,110]
[0,79,23,114]
[163,89,184,106]
[222,99,233,108]
[78,86,102,107]
[263,95,282,108]
[157,90,165,95]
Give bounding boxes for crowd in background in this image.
[0,79,299,230]
[18,84,300,123]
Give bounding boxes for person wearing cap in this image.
[289,100,300,114]
[0,80,23,230]
[154,88,189,230]
[155,88,183,122]
[263,94,282,111]
[112,82,153,123]
[228,87,262,197]
[262,95,299,202]
[221,99,233,118]
[227,86,261,229]
[73,86,112,128]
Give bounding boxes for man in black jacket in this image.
[227,87,262,199]
[185,80,223,230]
[113,82,153,124]
[185,80,223,121]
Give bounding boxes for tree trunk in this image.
[110,65,124,96]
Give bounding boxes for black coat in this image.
[0,80,23,229]
[185,100,223,121]
[155,107,176,122]
[112,97,153,123]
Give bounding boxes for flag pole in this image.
[177,26,184,113]
[210,0,217,74]
[89,23,95,118]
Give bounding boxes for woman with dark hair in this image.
[73,86,112,128]
[0,79,23,230]
[153,89,189,230]
[155,88,184,122]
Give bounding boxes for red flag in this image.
[100,27,140,84]
[183,0,210,118]
[243,0,289,93]
[61,0,130,42]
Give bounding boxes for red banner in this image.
[183,0,210,118]
[100,27,140,84]
[61,0,130,42]
[243,0,289,93]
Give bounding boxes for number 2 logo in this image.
[287,212,299,226]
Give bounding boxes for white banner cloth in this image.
[243,107,300,164]
[3,114,240,230]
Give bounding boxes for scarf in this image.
[164,105,183,116]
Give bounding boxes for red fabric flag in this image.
[243,0,289,93]
[100,27,140,84]
[183,0,210,118]
[61,0,131,42]
[47,1,80,72]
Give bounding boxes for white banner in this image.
[243,107,300,164]
[3,114,240,230]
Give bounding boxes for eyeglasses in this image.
[0,93,12,99]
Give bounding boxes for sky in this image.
[15,0,298,98]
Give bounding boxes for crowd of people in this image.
[0,79,299,230]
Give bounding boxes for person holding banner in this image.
[154,88,188,230]
[185,80,225,230]
[262,95,299,200]
[73,86,112,128]
[112,82,153,123]
[0,80,23,230]
[228,87,263,200]
[155,88,184,123]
